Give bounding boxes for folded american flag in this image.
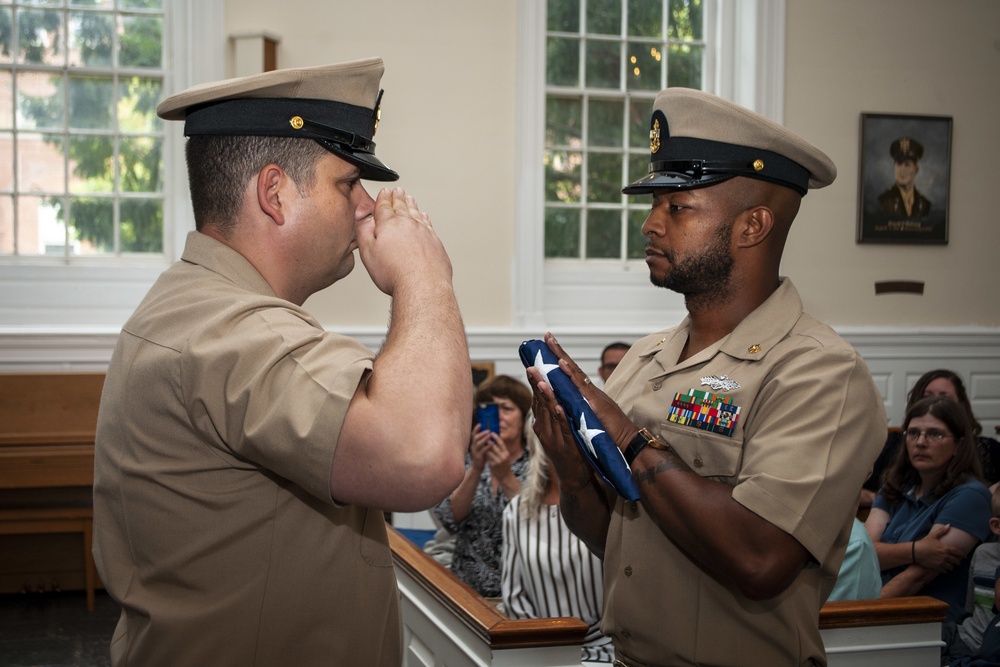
[519,339,640,501]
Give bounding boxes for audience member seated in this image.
[861,369,1000,507]
[942,486,1000,663]
[866,396,992,621]
[500,426,612,664]
[433,375,531,597]
[950,618,1000,667]
[597,341,630,386]
[828,518,882,601]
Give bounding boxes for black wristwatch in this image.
[623,427,668,466]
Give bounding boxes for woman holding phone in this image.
[433,375,531,597]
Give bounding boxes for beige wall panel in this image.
[783,0,1000,326]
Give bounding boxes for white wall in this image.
[782,0,1000,327]
[224,0,520,329]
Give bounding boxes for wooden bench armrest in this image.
[819,595,949,629]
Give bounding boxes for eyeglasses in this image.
[905,428,953,443]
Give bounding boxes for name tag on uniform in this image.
[668,389,741,438]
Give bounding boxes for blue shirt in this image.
[829,518,882,601]
[874,478,992,621]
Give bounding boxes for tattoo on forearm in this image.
[633,451,691,486]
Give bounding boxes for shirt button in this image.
[630,502,638,513]
[652,381,663,391]
[693,457,704,468]
[624,566,633,577]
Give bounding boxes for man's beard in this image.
[649,220,735,307]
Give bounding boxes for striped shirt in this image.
[501,495,613,663]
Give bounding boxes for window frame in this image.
[514,0,787,329]
[0,0,224,329]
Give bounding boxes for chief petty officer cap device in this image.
[156,57,398,182]
[623,87,836,197]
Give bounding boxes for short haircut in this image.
[185,135,330,236]
[601,342,631,364]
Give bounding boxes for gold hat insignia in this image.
[289,116,304,130]
[650,118,661,153]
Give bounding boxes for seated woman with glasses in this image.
[865,396,992,621]
[860,369,1000,507]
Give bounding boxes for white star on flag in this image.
[532,349,560,380]
[519,338,641,501]
[576,411,602,457]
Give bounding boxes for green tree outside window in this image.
[543,0,704,261]
[0,0,164,256]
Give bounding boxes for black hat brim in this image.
[621,171,733,195]
[316,139,398,182]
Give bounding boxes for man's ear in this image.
[256,164,287,226]
[989,516,1000,536]
[736,206,774,248]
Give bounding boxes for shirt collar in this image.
[637,277,804,368]
[180,231,276,298]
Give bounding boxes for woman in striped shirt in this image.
[500,422,613,664]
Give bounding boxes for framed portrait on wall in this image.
[857,113,952,244]
[471,361,495,388]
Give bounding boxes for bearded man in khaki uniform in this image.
[528,88,885,666]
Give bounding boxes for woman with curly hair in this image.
[865,395,992,621]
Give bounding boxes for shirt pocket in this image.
[655,422,744,481]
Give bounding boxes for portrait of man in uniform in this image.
[878,136,932,219]
[858,113,952,244]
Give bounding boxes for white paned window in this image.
[515,0,787,328]
[0,0,222,329]
[543,0,706,263]
[0,0,166,259]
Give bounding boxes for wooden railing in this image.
[388,527,588,659]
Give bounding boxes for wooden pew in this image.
[389,526,948,666]
[0,373,104,611]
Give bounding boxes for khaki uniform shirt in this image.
[93,232,401,666]
[603,279,885,667]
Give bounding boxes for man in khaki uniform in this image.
[528,89,886,666]
[93,59,471,666]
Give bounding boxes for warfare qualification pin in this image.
[700,374,741,392]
